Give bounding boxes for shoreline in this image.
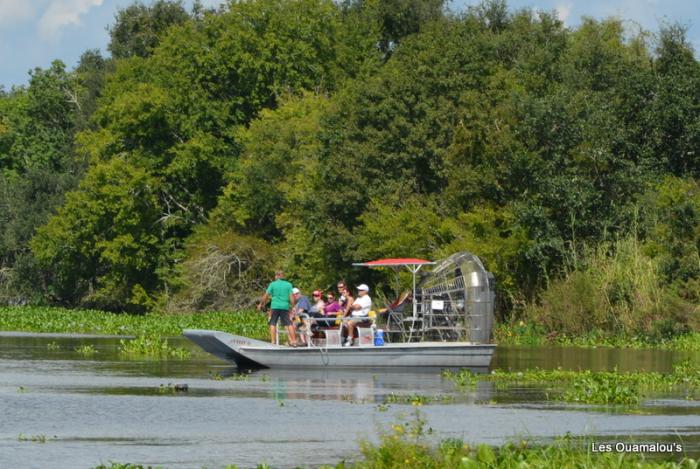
[1,305,698,351]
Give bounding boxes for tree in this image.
[31,159,163,311]
[0,61,80,174]
[75,50,112,127]
[36,0,358,309]
[648,24,700,177]
[108,0,190,60]
[0,61,86,303]
[0,168,80,303]
[210,93,330,239]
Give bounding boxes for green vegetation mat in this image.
[443,360,700,405]
[0,306,268,340]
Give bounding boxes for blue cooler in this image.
[374,329,385,346]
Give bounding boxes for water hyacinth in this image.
[74,344,97,356]
[118,336,190,359]
[0,306,268,340]
[443,360,700,405]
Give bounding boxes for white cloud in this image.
[555,3,573,25]
[38,0,104,40]
[0,0,35,28]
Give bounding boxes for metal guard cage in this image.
[386,252,495,344]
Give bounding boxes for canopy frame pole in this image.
[408,264,422,319]
[351,259,435,341]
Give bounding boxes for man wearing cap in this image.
[292,288,313,345]
[258,271,298,346]
[344,284,372,346]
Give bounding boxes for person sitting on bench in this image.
[322,292,341,327]
[344,284,372,346]
[307,290,326,332]
[292,288,312,345]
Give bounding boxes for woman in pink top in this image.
[319,292,340,327]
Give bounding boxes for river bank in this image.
[494,322,700,351]
[1,306,698,351]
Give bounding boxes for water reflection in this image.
[493,345,698,373]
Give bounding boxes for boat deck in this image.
[183,329,495,370]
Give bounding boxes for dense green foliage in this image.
[0,0,698,337]
[0,58,105,303]
[108,0,191,60]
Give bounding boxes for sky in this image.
[1,0,699,89]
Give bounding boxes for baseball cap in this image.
[292,288,300,294]
[356,284,369,292]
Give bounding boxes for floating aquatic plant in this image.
[118,336,190,359]
[75,344,97,355]
[443,361,700,406]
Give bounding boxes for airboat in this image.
[184,252,496,370]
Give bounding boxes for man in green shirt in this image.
[258,270,298,346]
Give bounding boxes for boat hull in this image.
[183,329,495,370]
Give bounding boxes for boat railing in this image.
[275,314,376,348]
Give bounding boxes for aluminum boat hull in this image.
[183,329,495,370]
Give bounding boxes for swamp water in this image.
[0,333,698,468]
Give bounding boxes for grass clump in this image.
[384,393,454,406]
[352,413,696,468]
[18,433,52,443]
[93,464,162,469]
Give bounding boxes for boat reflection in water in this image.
[215,366,495,404]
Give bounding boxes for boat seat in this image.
[322,328,342,346]
[356,326,374,347]
[337,311,377,346]
[312,314,343,347]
